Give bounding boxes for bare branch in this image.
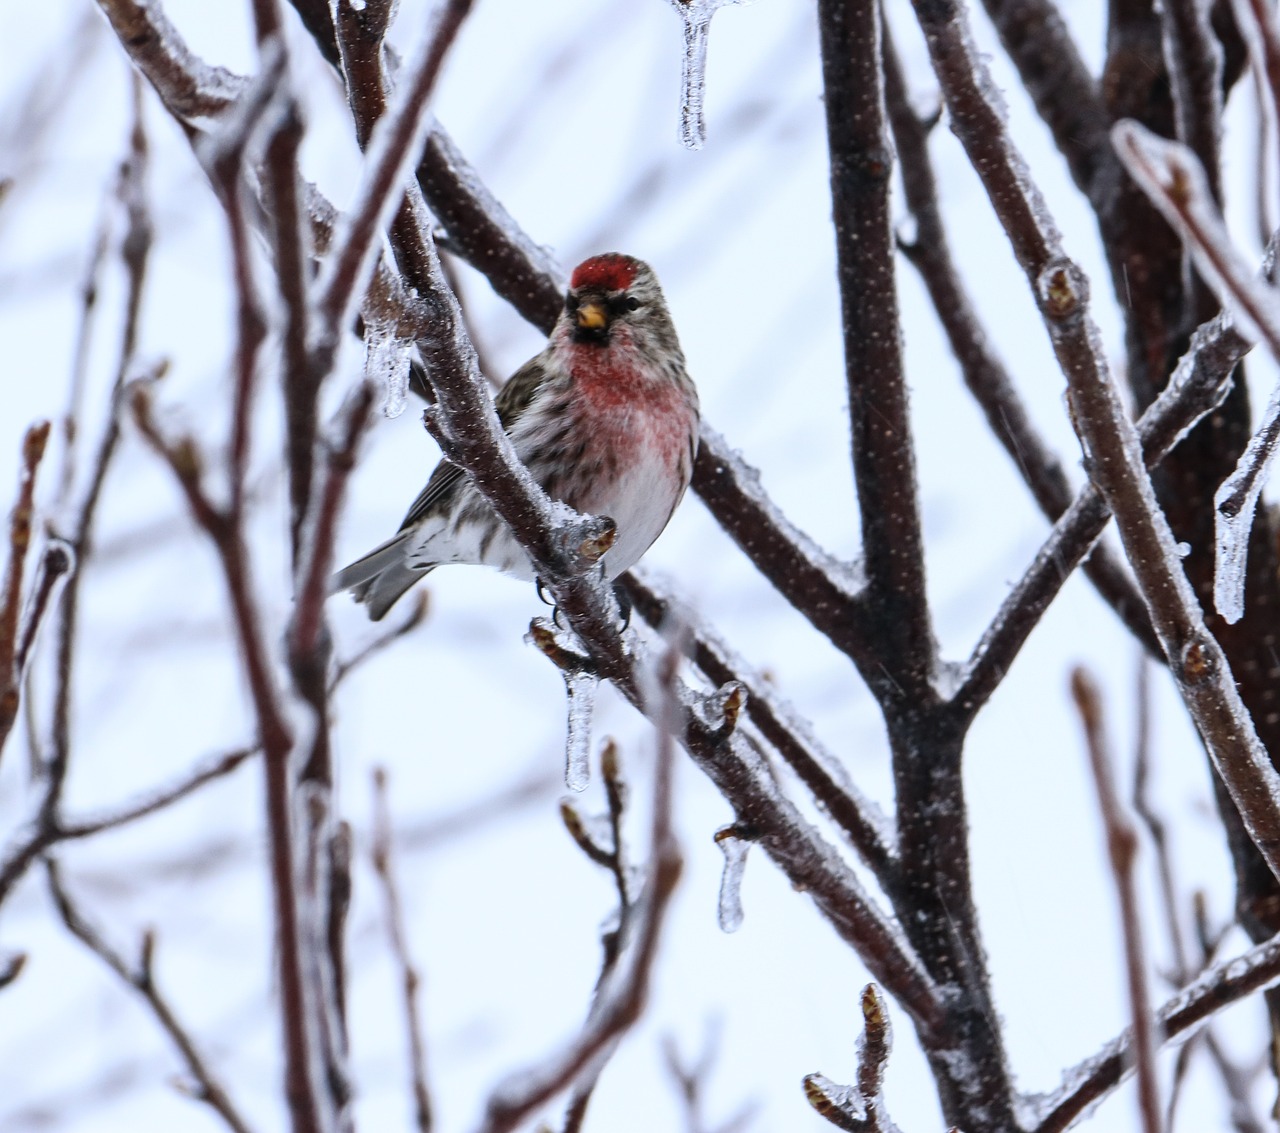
[955,304,1249,718]
[882,26,1158,657]
[475,642,684,1133]
[313,0,475,353]
[818,0,933,701]
[623,570,896,881]
[1070,669,1162,1133]
[803,985,900,1133]
[1035,926,1280,1132]
[45,859,256,1133]
[372,768,433,1133]
[59,746,256,840]
[0,421,52,762]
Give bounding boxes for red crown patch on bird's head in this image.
[570,253,638,293]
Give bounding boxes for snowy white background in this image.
[0,1,1272,1130]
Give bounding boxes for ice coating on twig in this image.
[564,669,599,792]
[1214,387,1280,622]
[1112,121,1280,347]
[664,0,749,150]
[1112,121,1280,624]
[362,319,412,418]
[714,826,750,933]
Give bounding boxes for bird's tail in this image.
[330,531,432,622]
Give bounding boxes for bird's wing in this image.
[398,460,464,530]
[397,354,550,531]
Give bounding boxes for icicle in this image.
[714,826,751,933]
[563,669,600,792]
[362,319,412,419]
[666,0,750,150]
[1214,381,1280,622]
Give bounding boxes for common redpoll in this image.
[332,253,700,620]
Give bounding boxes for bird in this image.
[331,253,700,620]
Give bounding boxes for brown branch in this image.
[59,746,256,840]
[94,0,248,119]
[803,985,898,1133]
[954,304,1250,718]
[0,742,251,908]
[476,642,684,1133]
[1163,0,1225,207]
[818,0,932,702]
[130,368,321,1133]
[1070,669,1162,1133]
[1235,0,1280,221]
[372,768,433,1133]
[45,89,151,840]
[977,0,1112,201]
[314,0,475,351]
[290,385,375,668]
[882,27,1158,658]
[329,591,429,689]
[0,421,51,762]
[45,859,256,1133]
[623,570,896,881]
[1034,927,1280,1132]
[909,0,1280,885]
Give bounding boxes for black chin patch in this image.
[571,325,610,346]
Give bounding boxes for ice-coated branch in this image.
[1233,0,1280,213]
[94,0,248,118]
[976,0,1112,202]
[1033,927,1280,1133]
[803,985,901,1133]
[1070,669,1162,1133]
[689,434,873,674]
[1113,120,1280,625]
[818,0,934,704]
[40,96,151,886]
[290,385,375,669]
[476,643,685,1133]
[881,25,1158,658]
[371,768,434,1133]
[623,569,897,881]
[45,859,256,1133]
[312,0,475,356]
[909,0,1280,885]
[955,305,1251,719]
[130,387,326,1133]
[0,740,254,909]
[0,421,51,763]
[1161,0,1225,207]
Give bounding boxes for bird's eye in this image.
[566,294,580,312]
[624,296,641,312]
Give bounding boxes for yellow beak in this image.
[575,301,608,331]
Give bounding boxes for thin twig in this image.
[955,303,1250,718]
[623,570,896,880]
[475,640,684,1133]
[803,985,899,1133]
[313,0,475,354]
[329,592,429,689]
[882,25,1158,657]
[1070,668,1162,1133]
[0,421,52,762]
[45,858,256,1133]
[1034,926,1280,1132]
[371,767,433,1133]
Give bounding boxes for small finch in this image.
[332,253,700,620]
